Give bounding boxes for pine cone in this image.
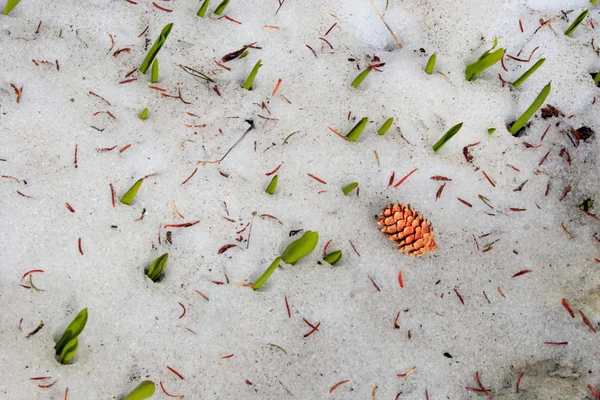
[377,203,437,256]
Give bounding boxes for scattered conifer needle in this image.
[330,380,350,393]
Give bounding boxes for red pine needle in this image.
[512,269,532,278]
[561,298,575,318]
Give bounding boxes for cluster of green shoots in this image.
[465,37,504,81]
[197,0,230,17]
[2,0,20,15]
[54,308,87,365]
[124,381,155,400]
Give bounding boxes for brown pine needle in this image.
[369,0,402,49]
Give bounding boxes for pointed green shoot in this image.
[120,178,144,205]
[197,0,210,17]
[512,58,545,88]
[59,337,78,364]
[139,23,173,74]
[342,182,358,195]
[509,82,551,135]
[54,308,88,355]
[351,67,372,88]
[3,0,21,15]
[488,128,496,135]
[140,108,149,120]
[238,50,249,59]
[242,59,262,90]
[147,253,168,282]
[425,53,437,74]
[592,0,599,5]
[151,59,159,83]
[465,48,504,81]
[346,117,368,141]
[564,9,589,36]
[265,175,278,195]
[377,118,394,135]
[281,230,319,265]
[432,122,464,152]
[252,257,281,291]
[478,36,498,60]
[323,250,342,265]
[594,72,600,86]
[214,0,229,15]
[125,381,156,400]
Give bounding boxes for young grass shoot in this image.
[377,117,394,135]
[346,117,368,141]
[323,250,342,265]
[351,67,372,88]
[120,178,144,205]
[425,53,437,74]
[465,37,504,81]
[509,82,551,135]
[151,59,159,83]
[265,175,278,195]
[140,108,149,120]
[214,0,230,15]
[243,60,262,90]
[564,9,589,36]
[2,0,21,15]
[512,58,545,88]
[432,122,463,152]
[146,253,168,282]
[139,23,173,74]
[594,72,600,86]
[54,308,88,365]
[342,182,358,195]
[124,381,156,400]
[197,0,210,17]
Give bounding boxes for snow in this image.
[1,0,599,398]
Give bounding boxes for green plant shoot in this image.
[594,72,600,86]
[139,23,173,74]
[342,182,358,195]
[3,0,21,15]
[147,253,168,282]
[125,381,156,400]
[564,9,589,36]
[592,0,599,5]
[488,128,496,135]
[465,48,504,81]
[59,338,78,364]
[197,0,210,17]
[346,117,368,141]
[351,67,372,88]
[252,257,281,291]
[432,122,464,152]
[509,82,551,135]
[55,308,88,356]
[120,178,144,205]
[140,108,149,120]
[377,118,394,135]
[151,59,159,83]
[425,53,437,74]
[323,250,342,265]
[265,175,278,195]
[512,58,545,88]
[214,0,229,15]
[242,59,262,90]
[281,231,319,265]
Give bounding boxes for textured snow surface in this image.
[1,0,600,399]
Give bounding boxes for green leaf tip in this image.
[564,9,589,36]
[342,182,358,195]
[377,118,394,135]
[59,337,78,364]
[509,82,551,135]
[140,108,149,120]
[242,59,262,90]
[432,122,464,152]
[351,67,372,88]
[139,23,173,74]
[465,47,504,81]
[151,59,159,83]
[594,72,600,86]
[3,0,21,15]
[323,250,342,265]
[487,128,496,135]
[425,53,437,74]
[592,0,599,5]
[346,117,368,141]
[125,381,156,400]
[120,178,144,205]
[197,0,210,17]
[54,308,88,356]
[214,0,230,15]
[252,257,281,291]
[265,175,278,195]
[281,231,319,265]
[512,58,545,88]
[147,253,168,282]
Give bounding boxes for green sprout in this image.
[342,182,358,195]
[252,257,281,291]
[197,0,210,17]
[465,37,504,81]
[323,249,342,265]
[265,175,278,195]
[346,117,368,141]
[509,82,551,135]
[242,59,262,90]
[593,72,600,86]
[120,178,144,205]
[238,50,249,59]
[425,53,437,74]
[139,23,173,74]
[564,9,589,36]
[432,122,464,152]
[140,108,149,120]
[377,117,394,135]
[214,0,229,15]
[579,198,594,212]
[146,253,168,282]
[54,308,88,363]
[592,0,599,5]
[512,58,545,88]
[3,0,21,15]
[351,67,372,88]
[151,59,159,83]
[124,381,156,400]
[488,128,496,135]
